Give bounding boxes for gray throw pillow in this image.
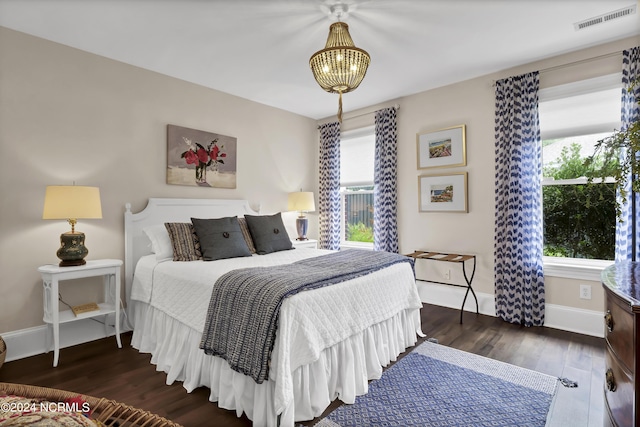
[244,213,293,255]
[191,216,252,261]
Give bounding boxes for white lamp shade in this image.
[288,192,315,212]
[42,186,103,219]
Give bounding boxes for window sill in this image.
[543,256,614,282]
[341,242,374,250]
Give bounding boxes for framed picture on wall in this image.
[166,124,237,188]
[418,172,468,212]
[416,124,466,169]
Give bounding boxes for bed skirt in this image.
[130,300,422,427]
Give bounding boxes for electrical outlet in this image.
[444,269,450,280]
[579,284,592,300]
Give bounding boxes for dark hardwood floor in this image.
[0,304,605,426]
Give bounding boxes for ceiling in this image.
[0,0,638,120]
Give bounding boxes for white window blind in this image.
[340,126,375,187]
[539,73,622,140]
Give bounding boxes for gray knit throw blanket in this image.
[199,249,414,384]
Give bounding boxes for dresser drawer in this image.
[604,347,634,427]
[605,292,635,372]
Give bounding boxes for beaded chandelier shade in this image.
[309,21,370,122]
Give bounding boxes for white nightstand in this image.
[292,239,318,249]
[37,259,123,367]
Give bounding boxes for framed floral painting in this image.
[166,124,237,188]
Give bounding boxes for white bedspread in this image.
[131,249,423,423]
[132,249,333,331]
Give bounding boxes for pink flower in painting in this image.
[184,150,198,164]
[210,144,220,161]
[181,136,226,184]
[196,147,208,164]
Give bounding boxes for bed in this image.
[124,198,423,427]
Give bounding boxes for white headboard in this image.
[123,198,258,304]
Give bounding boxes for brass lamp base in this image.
[56,231,88,267]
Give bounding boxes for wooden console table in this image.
[406,251,478,323]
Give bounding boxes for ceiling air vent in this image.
[574,4,636,31]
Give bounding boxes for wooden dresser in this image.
[602,262,640,427]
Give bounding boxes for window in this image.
[340,126,375,247]
[539,73,621,264]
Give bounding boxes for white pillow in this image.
[143,224,173,260]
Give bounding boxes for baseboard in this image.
[544,303,605,338]
[417,281,604,338]
[2,313,132,363]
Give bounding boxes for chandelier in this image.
[309,14,370,122]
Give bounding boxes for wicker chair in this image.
[0,337,5,370]
[0,382,183,427]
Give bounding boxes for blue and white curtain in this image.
[615,47,640,262]
[494,72,545,327]
[373,107,399,253]
[318,121,341,250]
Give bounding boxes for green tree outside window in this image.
[543,143,616,260]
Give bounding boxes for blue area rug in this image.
[315,341,558,427]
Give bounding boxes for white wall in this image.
[0,27,318,334]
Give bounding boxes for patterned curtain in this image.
[494,72,545,327]
[318,122,341,250]
[615,47,640,262]
[373,107,399,253]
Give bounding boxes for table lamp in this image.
[288,191,315,241]
[42,185,102,267]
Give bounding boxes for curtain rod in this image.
[539,51,622,74]
[341,103,400,121]
[491,50,624,86]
